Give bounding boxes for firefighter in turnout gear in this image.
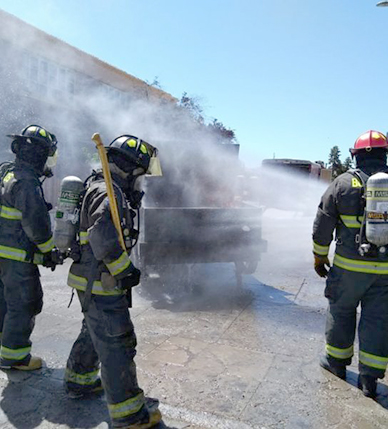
[313,130,388,398]
[64,135,162,428]
[0,125,59,370]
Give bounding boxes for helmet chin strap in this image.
[108,162,145,208]
[125,174,145,209]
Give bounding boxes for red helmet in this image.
[350,130,388,155]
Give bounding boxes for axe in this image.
[91,133,126,251]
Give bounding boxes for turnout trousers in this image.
[324,264,388,379]
[0,258,43,366]
[65,291,149,428]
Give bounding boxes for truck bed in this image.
[139,207,267,266]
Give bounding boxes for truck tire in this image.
[234,260,259,275]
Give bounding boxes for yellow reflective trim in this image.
[333,254,388,274]
[313,241,329,256]
[127,138,137,148]
[140,143,147,154]
[39,128,46,137]
[326,344,354,360]
[1,345,31,360]
[108,392,145,419]
[64,368,100,385]
[3,172,14,183]
[359,350,388,370]
[351,178,362,188]
[37,236,55,253]
[340,215,362,228]
[106,251,131,276]
[0,245,42,265]
[0,245,27,262]
[0,205,22,220]
[67,272,123,296]
[80,231,89,245]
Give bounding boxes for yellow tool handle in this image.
[92,133,126,251]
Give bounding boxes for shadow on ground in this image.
[343,369,388,410]
[0,368,108,429]
[138,262,295,312]
[0,368,176,429]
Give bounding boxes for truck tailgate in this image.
[139,207,267,265]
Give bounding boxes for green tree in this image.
[328,146,343,179]
[179,92,204,124]
[207,118,237,144]
[342,156,353,173]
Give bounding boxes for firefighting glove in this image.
[42,248,64,272]
[314,255,330,278]
[120,265,141,290]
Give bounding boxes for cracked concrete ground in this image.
[0,209,387,428]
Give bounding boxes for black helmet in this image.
[107,135,155,174]
[8,125,58,175]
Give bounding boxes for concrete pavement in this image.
[0,210,388,428]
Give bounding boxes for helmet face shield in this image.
[45,148,58,169]
[147,155,162,176]
[48,133,58,157]
[138,140,162,176]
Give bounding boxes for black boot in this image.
[319,355,346,380]
[358,375,377,398]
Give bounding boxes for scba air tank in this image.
[54,176,84,253]
[365,172,388,247]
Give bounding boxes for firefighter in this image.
[64,135,162,428]
[0,124,60,370]
[313,130,388,398]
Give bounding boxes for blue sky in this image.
[0,0,387,167]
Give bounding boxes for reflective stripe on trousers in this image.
[108,392,145,420]
[326,344,354,360]
[64,368,100,385]
[359,350,388,371]
[0,345,31,361]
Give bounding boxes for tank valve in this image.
[359,243,371,256]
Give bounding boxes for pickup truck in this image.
[134,142,267,295]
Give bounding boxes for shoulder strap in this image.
[0,162,14,183]
[347,168,369,189]
[346,169,370,249]
[0,162,14,205]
